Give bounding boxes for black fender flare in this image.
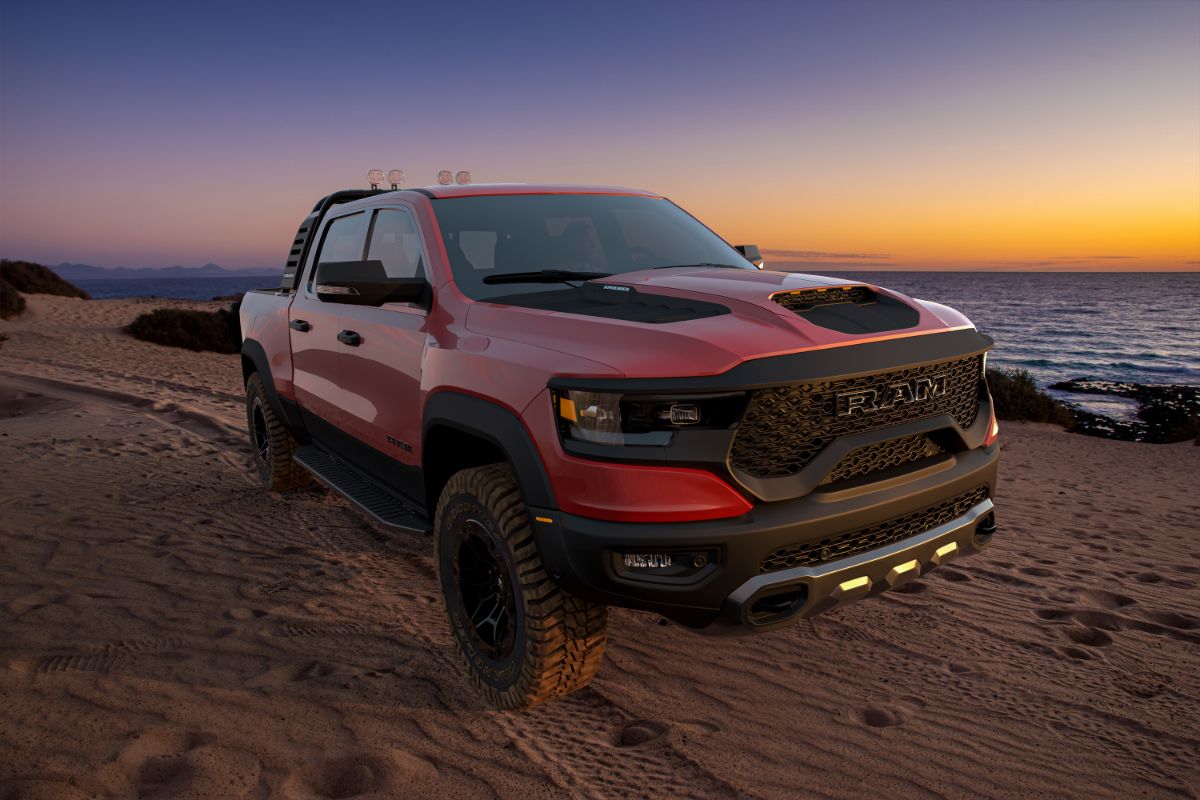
[422,391,557,509]
[241,339,304,432]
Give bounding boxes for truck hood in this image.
[464,268,975,379]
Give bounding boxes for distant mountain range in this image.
[52,263,279,280]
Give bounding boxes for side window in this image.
[308,212,368,290]
[367,208,426,279]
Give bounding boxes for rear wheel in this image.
[245,372,308,492]
[435,463,607,709]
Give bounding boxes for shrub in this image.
[125,300,241,354]
[986,368,1075,427]
[0,259,89,299]
[1,277,26,320]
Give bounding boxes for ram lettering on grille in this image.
[836,374,946,417]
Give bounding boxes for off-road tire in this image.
[435,463,607,709]
[245,372,308,492]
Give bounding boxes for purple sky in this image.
[1,0,1197,271]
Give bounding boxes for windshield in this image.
[430,194,754,300]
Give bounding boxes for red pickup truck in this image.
[240,181,1000,708]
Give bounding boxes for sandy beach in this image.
[1,294,1197,799]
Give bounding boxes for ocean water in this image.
[77,271,1199,397]
[73,275,278,301]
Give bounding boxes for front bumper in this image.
[530,442,998,632]
[711,494,994,633]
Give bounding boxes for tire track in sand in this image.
[303,509,737,799]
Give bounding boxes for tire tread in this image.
[436,463,607,709]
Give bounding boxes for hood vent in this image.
[773,285,876,312]
[771,285,920,334]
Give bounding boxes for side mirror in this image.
[315,260,428,306]
[735,244,764,269]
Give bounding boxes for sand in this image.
[1,294,1198,799]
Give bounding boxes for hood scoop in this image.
[772,285,920,334]
[493,281,730,324]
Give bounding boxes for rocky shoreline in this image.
[1050,378,1200,444]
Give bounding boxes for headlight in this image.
[552,389,746,446]
[556,390,624,445]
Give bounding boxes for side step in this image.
[294,445,431,533]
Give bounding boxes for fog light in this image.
[623,553,673,569]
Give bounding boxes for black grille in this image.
[760,485,989,573]
[773,285,874,312]
[730,355,982,480]
[819,434,944,486]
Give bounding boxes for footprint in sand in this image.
[1080,589,1136,608]
[1064,627,1113,648]
[1061,646,1095,661]
[852,706,903,728]
[1035,608,1072,621]
[224,607,268,621]
[614,719,670,747]
[281,752,437,799]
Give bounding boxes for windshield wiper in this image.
[650,263,742,270]
[482,269,612,285]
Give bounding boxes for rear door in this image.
[335,204,430,497]
[289,210,368,432]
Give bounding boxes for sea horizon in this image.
[67,271,1199,423]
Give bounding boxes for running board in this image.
[294,445,430,533]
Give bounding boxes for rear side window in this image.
[367,208,425,279]
[309,212,368,289]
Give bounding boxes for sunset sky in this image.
[1,0,1197,272]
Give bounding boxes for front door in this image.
[336,205,430,498]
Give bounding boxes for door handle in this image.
[337,330,362,346]
[289,319,311,332]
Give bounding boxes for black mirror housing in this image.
[315,260,429,306]
[734,245,764,269]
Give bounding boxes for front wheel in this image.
[435,464,607,709]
